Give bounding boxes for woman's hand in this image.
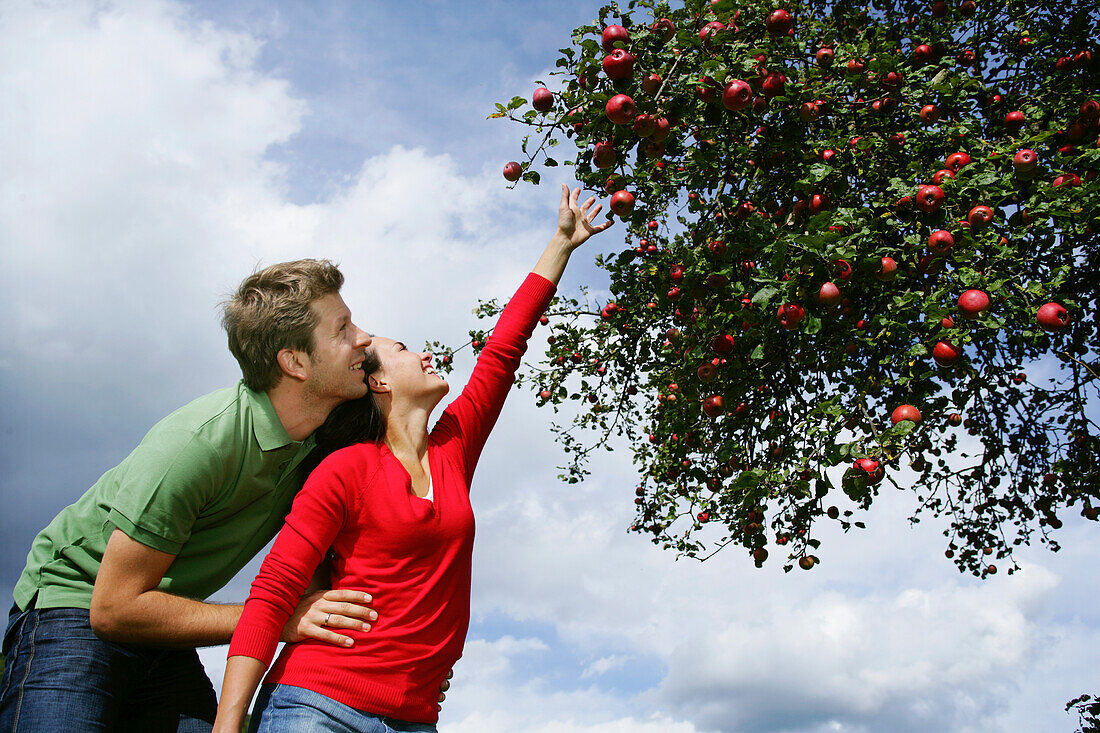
[534,185,614,284]
[555,184,614,251]
[281,589,377,646]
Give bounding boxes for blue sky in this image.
[1,2,1097,731]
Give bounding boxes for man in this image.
[0,259,379,731]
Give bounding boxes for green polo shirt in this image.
[13,382,316,611]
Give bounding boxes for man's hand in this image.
[438,669,453,711]
[281,589,378,647]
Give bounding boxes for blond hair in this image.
[222,259,345,391]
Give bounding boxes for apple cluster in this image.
[481,0,1099,576]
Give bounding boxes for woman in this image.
[213,186,612,733]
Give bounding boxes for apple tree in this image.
[439,0,1099,577]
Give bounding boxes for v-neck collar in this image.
[380,443,436,501]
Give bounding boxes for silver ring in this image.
[324,612,331,626]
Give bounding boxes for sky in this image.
[0,1,1097,731]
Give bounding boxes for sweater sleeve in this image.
[433,273,556,485]
[227,451,361,664]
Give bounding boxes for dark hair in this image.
[222,259,345,392]
[312,347,386,460]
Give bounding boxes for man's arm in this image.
[90,529,239,646]
[90,529,376,647]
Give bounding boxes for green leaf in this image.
[752,286,778,305]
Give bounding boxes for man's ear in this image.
[277,348,310,383]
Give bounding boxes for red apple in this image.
[632,114,656,137]
[723,80,753,111]
[920,104,940,123]
[928,229,955,255]
[702,394,725,417]
[601,24,629,52]
[1004,110,1025,131]
[933,169,955,185]
[919,254,944,274]
[605,94,636,125]
[699,21,725,48]
[602,49,635,79]
[945,152,971,172]
[891,404,922,425]
[777,303,805,329]
[958,289,990,319]
[1013,148,1038,172]
[916,184,946,212]
[1036,302,1069,332]
[968,205,994,229]
[697,362,718,382]
[818,282,842,306]
[610,190,635,216]
[711,334,735,354]
[766,9,793,36]
[933,341,961,366]
[809,192,831,214]
[1053,173,1081,188]
[651,116,671,142]
[592,141,617,169]
[761,72,787,98]
[913,44,935,63]
[853,458,885,484]
[642,74,662,95]
[834,258,853,281]
[650,18,675,43]
[876,256,898,281]
[799,101,820,122]
[880,71,903,92]
[696,76,720,103]
[503,161,522,181]
[532,87,554,112]
[670,264,684,284]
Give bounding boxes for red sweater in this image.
[228,273,556,724]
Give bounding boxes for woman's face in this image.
[367,336,449,404]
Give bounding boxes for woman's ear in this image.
[368,373,390,395]
[277,348,309,382]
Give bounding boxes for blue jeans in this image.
[249,683,438,733]
[0,602,216,732]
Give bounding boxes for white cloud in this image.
[581,655,631,679]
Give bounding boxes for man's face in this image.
[303,293,372,404]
